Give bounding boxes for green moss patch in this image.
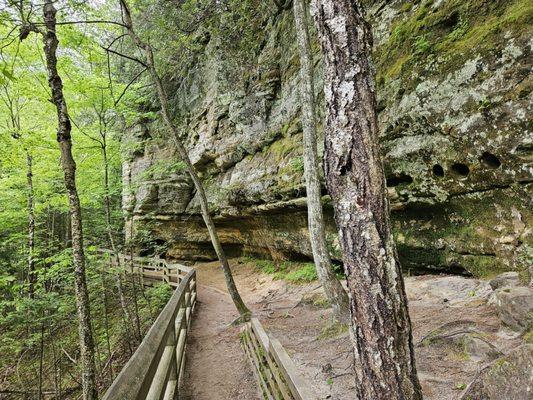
[376,0,533,87]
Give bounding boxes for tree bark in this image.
[26,151,36,299]
[311,1,423,399]
[119,0,249,318]
[292,0,350,324]
[41,2,97,398]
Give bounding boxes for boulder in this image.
[419,321,502,363]
[489,272,520,291]
[461,335,502,363]
[461,344,533,400]
[493,287,533,332]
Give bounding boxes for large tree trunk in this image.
[26,152,35,299]
[41,2,97,398]
[292,0,350,324]
[119,0,249,318]
[311,1,423,399]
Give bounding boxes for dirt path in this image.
[178,267,260,400]
[179,259,525,400]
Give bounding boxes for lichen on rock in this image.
[122,0,532,277]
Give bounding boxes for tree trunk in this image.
[102,144,134,340]
[38,323,44,400]
[99,144,114,378]
[26,151,36,299]
[311,1,423,399]
[100,265,114,380]
[50,323,61,400]
[292,0,350,324]
[129,220,142,341]
[119,0,249,318]
[41,2,97,398]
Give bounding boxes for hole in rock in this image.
[479,152,501,169]
[439,10,460,29]
[450,163,470,177]
[386,173,414,187]
[432,164,445,178]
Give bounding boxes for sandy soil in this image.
[180,259,524,400]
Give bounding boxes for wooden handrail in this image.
[242,318,317,400]
[100,251,197,400]
[99,249,191,288]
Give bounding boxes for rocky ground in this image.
[182,259,532,400]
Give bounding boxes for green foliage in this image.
[255,259,278,274]
[0,7,128,394]
[247,258,319,283]
[289,157,305,173]
[413,35,431,54]
[284,263,318,283]
[144,283,173,310]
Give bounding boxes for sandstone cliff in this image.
[122,0,532,276]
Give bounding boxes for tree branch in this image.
[103,46,147,68]
[114,67,147,106]
[33,20,128,28]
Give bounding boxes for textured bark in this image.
[311,1,423,399]
[293,0,350,323]
[41,2,97,398]
[26,152,35,298]
[120,0,250,317]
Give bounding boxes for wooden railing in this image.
[241,318,317,400]
[107,251,192,289]
[100,251,197,400]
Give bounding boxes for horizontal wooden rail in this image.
[241,318,316,400]
[100,251,197,400]
[100,249,192,288]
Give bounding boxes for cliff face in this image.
[122,0,532,276]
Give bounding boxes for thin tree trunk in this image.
[50,324,60,400]
[40,2,97,398]
[292,0,350,323]
[100,266,113,380]
[101,144,134,339]
[119,0,249,318]
[26,152,36,299]
[113,255,134,344]
[311,1,422,399]
[38,323,44,400]
[129,220,142,341]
